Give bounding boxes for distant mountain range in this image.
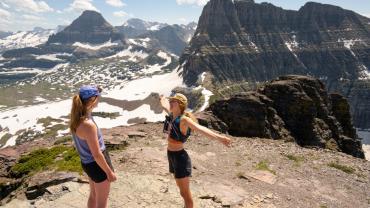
[0,26,65,53]
[0,10,196,77]
[180,0,370,129]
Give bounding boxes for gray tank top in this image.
[72,117,106,164]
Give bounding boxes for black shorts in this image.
[81,150,114,183]
[167,149,192,179]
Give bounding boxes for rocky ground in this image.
[1,122,370,208]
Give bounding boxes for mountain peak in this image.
[81,10,101,16]
[47,10,124,44]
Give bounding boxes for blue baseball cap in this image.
[79,85,101,101]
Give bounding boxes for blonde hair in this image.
[178,100,198,124]
[69,95,98,134]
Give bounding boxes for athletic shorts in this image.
[167,149,192,179]
[81,150,114,183]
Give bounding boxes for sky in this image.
[0,0,369,32]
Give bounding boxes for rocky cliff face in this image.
[181,0,370,128]
[47,10,124,44]
[199,75,365,158]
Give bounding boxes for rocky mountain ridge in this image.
[180,0,370,129]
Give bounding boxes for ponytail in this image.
[184,111,198,123]
[69,95,88,134]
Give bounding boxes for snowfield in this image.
[102,46,149,61]
[73,40,119,50]
[0,68,184,148]
[0,29,55,51]
[34,53,72,61]
[106,68,184,101]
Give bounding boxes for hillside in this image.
[1,123,369,208]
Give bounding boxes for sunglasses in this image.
[97,86,102,93]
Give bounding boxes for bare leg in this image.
[175,177,193,208]
[88,178,97,208]
[94,180,111,208]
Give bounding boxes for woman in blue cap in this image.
[69,85,116,208]
[160,93,231,208]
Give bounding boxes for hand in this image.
[219,135,232,147]
[107,171,117,182]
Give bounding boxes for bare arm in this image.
[182,117,231,147]
[159,95,170,114]
[79,121,116,181]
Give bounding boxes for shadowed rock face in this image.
[181,0,370,128]
[47,10,125,44]
[202,75,365,158]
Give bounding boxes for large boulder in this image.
[204,75,365,158]
[208,91,293,140]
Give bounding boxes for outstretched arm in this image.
[182,117,231,147]
[159,95,170,114]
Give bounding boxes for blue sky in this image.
[0,0,369,32]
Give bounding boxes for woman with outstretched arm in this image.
[160,93,232,208]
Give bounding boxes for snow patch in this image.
[93,104,166,128]
[357,129,370,161]
[198,88,213,112]
[141,51,172,74]
[73,40,118,50]
[359,65,370,80]
[337,38,363,56]
[106,69,184,101]
[103,46,148,61]
[34,96,47,102]
[0,68,44,75]
[34,53,72,61]
[285,35,299,53]
[149,24,160,31]
[128,38,151,47]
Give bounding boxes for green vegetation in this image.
[284,154,304,166]
[10,145,82,178]
[0,82,72,107]
[37,116,64,127]
[92,112,120,119]
[0,133,12,147]
[208,94,220,105]
[255,160,276,175]
[43,124,68,138]
[327,162,355,174]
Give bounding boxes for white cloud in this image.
[176,0,209,6]
[106,0,126,7]
[0,2,10,9]
[0,8,11,25]
[113,10,128,17]
[4,0,53,13]
[178,17,187,22]
[0,8,10,18]
[66,0,99,12]
[22,14,43,21]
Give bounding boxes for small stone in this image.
[266,193,273,199]
[62,185,69,191]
